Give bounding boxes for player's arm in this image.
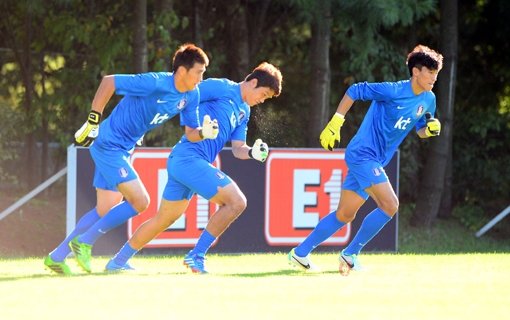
[231,139,269,162]
[74,75,116,146]
[319,93,355,151]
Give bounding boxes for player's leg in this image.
[182,182,245,274]
[343,181,397,257]
[106,198,190,271]
[168,155,241,273]
[69,147,147,272]
[45,174,121,274]
[339,161,396,275]
[288,173,365,271]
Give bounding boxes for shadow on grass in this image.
[220,269,340,277]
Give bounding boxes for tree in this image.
[133,0,148,73]
[412,0,458,227]
[307,0,332,146]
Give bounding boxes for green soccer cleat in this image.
[69,237,92,273]
[44,255,72,275]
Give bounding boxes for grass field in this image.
[1,253,508,320]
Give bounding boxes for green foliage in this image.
[452,204,486,231]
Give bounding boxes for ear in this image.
[249,78,258,88]
[412,66,421,76]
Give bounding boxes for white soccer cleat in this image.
[288,248,320,272]
[339,249,361,276]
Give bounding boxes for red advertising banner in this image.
[265,150,351,246]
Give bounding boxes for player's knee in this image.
[130,196,150,213]
[337,210,356,223]
[380,199,399,216]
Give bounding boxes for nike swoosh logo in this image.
[292,256,310,269]
[340,255,354,268]
[396,106,405,109]
[98,229,107,234]
[157,99,167,104]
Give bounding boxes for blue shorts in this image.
[90,144,138,191]
[163,155,233,201]
[343,160,389,200]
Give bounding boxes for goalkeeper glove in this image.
[425,112,441,137]
[249,139,269,162]
[74,110,101,147]
[199,115,219,139]
[319,113,345,151]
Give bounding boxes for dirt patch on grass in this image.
[0,188,66,257]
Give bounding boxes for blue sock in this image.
[191,229,216,255]
[112,242,138,266]
[50,208,100,261]
[344,208,392,256]
[78,201,138,245]
[295,211,345,257]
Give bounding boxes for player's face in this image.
[180,63,206,91]
[246,86,275,106]
[414,66,439,93]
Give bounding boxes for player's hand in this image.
[249,138,269,162]
[319,113,345,151]
[199,115,219,139]
[425,112,441,137]
[74,110,101,147]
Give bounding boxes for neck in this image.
[410,77,424,95]
[173,73,187,93]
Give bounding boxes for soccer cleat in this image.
[183,251,208,274]
[288,248,319,272]
[339,249,361,276]
[105,259,135,272]
[44,255,72,275]
[69,237,92,273]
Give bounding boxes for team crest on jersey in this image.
[177,99,187,110]
[372,167,383,177]
[119,167,129,178]
[416,105,424,117]
[238,110,246,121]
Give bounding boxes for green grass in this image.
[1,253,509,320]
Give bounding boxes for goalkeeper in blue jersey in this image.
[289,45,443,275]
[44,44,209,275]
[106,62,282,273]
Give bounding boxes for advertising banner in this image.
[67,146,398,254]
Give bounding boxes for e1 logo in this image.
[264,150,351,245]
[129,149,219,247]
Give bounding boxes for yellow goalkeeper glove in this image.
[74,110,101,147]
[319,113,345,151]
[425,112,441,137]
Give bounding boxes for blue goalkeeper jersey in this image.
[94,72,199,150]
[345,80,436,166]
[171,78,250,163]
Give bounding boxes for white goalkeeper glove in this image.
[74,110,101,147]
[249,138,269,162]
[198,115,219,139]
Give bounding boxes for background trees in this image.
[0,0,508,233]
